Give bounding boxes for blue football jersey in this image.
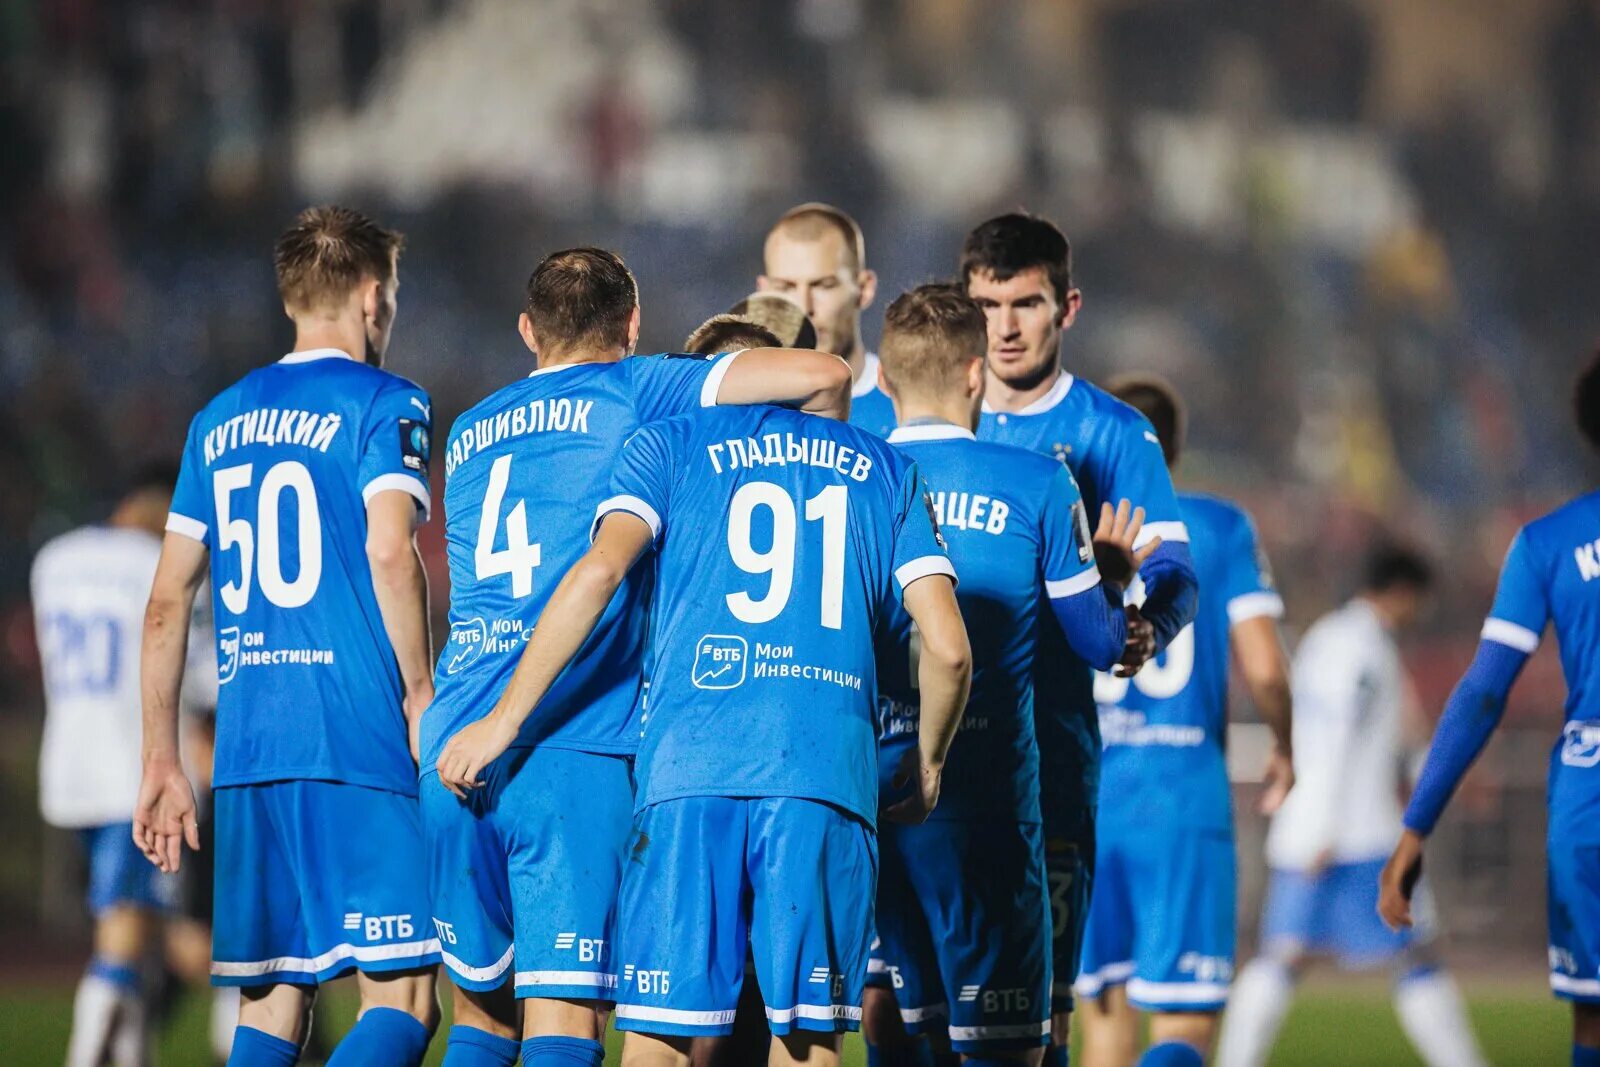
[849,352,897,438]
[1480,490,1600,844]
[167,349,433,794]
[599,405,952,825]
[874,424,1102,823]
[420,353,740,770]
[1095,492,1281,833]
[978,372,1188,835]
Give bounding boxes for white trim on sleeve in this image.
[1134,520,1189,548]
[594,495,662,541]
[1046,568,1102,600]
[1228,590,1285,624]
[1481,617,1541,654]
[363,473,431,521]
[165,512,208,543]
[700,350,745,407]
[896,555,957,590]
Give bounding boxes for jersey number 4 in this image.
[474,454,541,597]
[725,481,847,630]
[213,461,323,613]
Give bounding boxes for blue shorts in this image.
[1075,826,1235,1011]
[420,746,633,1001]
[866,819,1051,1051]
[1260,859,1433,969]
[612,796,875,1038]
[78,823,177,916]
[1547,842,1600,1002]
[1043,828,1094,1012]
[211,781,440,987]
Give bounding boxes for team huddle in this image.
[30,199,1600,1067]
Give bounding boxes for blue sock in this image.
[443,1025,519,1067]
[1574,1045,1600,1067]
[1045,1043,1070,1067]
[866,1040,936,1067]
[521,1035,605,1066]
[327,1006,432,1067]
[1139,1041,1204,1067]
[87,956,141,993]
[228,1026,300,1067]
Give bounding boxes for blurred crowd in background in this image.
[3,0,1599,956]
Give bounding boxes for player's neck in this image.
[291,320,368,365]
[842,342,867,382]
[895,397,977,433]
[984,359,1062,413]
[537,344,627,370]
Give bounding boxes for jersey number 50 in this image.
[1094,623,1196,703]
[213,461,323,613]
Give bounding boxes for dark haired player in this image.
[1381,351,1600,1067]
[419,247,851,1067]
[960,212,1200,1061]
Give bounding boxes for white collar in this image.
[853,351,881,398]
[528,361,592,378]
[887,423,977,444]
[279,348,356,365]
[981,371,1074,416]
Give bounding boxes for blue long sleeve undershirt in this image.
[1136,540,1199,653]
[1403,638,1530,835]
[1050,581,1128,673]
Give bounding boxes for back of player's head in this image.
[766,203,866,272]
[524,247,638,353]
[878,283,987,398]
[1576,346,1600,453]
[727,293,817,349]
[274,205,403,314]
[960,212,1073,304]
[1107,373,1187,468]
[684,316,782,356]
[1362,542,1434,595]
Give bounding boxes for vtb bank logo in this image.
[692,635,747,690]
[218,626,241,685]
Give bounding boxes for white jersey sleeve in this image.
[1265,599,1407,870]
[33,526,162,828]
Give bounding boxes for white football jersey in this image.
[33,525,162,828]
[1265,598,1407,869]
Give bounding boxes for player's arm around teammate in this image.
[367,487,435,762]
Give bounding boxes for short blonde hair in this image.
[878,283,986,399]
[274,205,403,313]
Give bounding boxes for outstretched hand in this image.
[1092,500,1160,589]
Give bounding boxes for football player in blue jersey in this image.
[758,203,898,436]
[1382,350,1600,1067]
[438,402,971,1067]
[1074,377,1295,1067]
[135,207,441,1067]
[961,212,1200,1062]
[861,285,1151,1067]
[420,247,853,1067]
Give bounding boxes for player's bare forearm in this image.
[366,491,435,717]
[1234,615,1293,754]
[141,534,208,763]
[903,576,971,769]
[716,348,853,419]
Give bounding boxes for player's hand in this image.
[1378,830,1425,931]
[1092,500,1160,589]
[1113,605,1156,678]
[884,749,941,824]
[436,714,518,799]
[132,756,200,874]
[1258,744,1295,815]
